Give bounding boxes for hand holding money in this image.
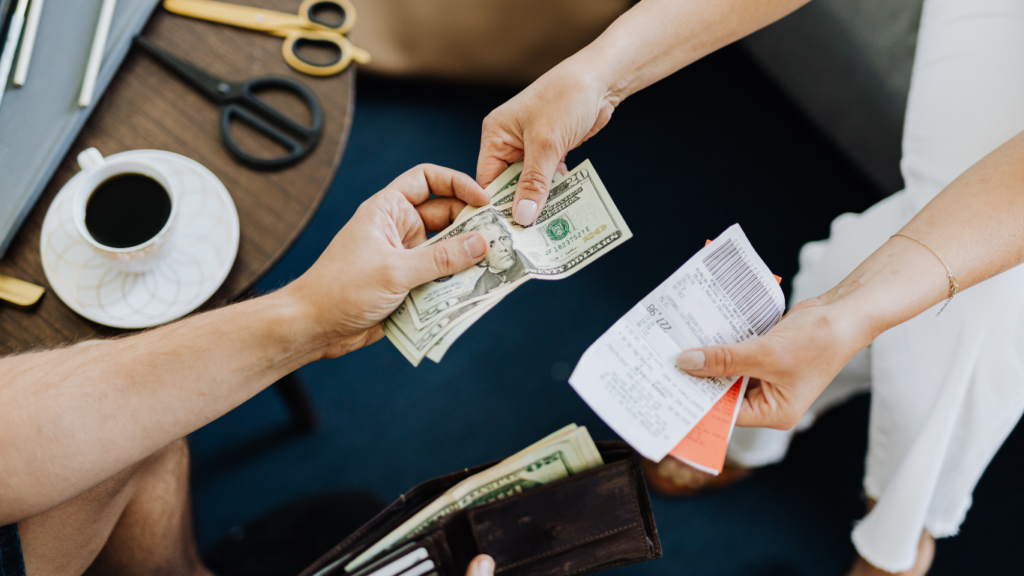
[285,164,492,359]
[385,160,632,365]
[477,57,619,226]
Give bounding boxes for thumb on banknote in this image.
[401,232,489,288]
[512,135,565,226]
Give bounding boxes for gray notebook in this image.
[0,0,160,257]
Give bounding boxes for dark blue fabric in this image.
[0,524,25,576]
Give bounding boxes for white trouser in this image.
[726,0,1024,570]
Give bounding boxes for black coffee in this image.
[85,174,172,249]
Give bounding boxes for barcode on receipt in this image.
[702,238,782,336]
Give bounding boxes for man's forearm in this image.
[0,290,326,524]
[580,0,812,101]
[0,162,489,523]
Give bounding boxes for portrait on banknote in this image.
[386,160,633,364]
[463,211,532,298]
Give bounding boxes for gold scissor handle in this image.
[163,0,371,76]
[281,30,370,76]
[163,0,303,32]
[296,0,357,35]
[0,273,45,308]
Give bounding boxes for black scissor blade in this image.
[133,36,232,102]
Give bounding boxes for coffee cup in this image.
[73,148,178,272]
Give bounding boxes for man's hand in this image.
[477,59,619,226]
[0,164,490,524]
[282,164,491,359]
[467,555,495,576]
[675,297,871,430]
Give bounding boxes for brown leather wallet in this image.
[299,441,661,576]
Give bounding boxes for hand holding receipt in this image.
[569,225,785,462]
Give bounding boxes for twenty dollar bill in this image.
[385,160,631,365]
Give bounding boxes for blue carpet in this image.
[189,46,1023,575]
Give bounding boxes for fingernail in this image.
[464,235,487,259]
[677,350,706,370]
[513,199,538,226]
[473,556,495,576]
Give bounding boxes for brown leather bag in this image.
[348,0,632,84]
[299,441,661,576]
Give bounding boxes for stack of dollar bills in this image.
[385,160,632,366]
[344,424,603,572]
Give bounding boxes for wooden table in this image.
[0,2,355,428]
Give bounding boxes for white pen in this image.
[13,0,44,86]
[78,0,117,108]
[0,0,32,110]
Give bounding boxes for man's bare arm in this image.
[0,294,322,524]
[0,164,493,525]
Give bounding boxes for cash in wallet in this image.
[302,425,661,576]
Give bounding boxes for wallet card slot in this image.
[353,542,429,576]
[467,459,647,572]
[315,530,456,576]
[299,475,470,576]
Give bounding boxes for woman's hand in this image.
[477,56,620,226]
[476,0,816,228]
[676,297,872,430]
[281,164,491,359]
[681,124,1024,429]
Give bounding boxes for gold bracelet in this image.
[891,233,959,316]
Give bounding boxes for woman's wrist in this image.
[569,19,652,105]
[816,237,954,344]
[816,286,882,352]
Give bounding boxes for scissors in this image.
[163,0,371,76]
[134,36,323,169]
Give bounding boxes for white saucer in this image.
[41,150,240,329]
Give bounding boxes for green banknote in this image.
[385,160,630,365]
[345,425,603,571]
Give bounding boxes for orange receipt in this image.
[667,239,781,475]
[669,377,746,475]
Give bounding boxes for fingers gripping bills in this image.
[384,160,632,366]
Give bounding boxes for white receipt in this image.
[569,224,785,461]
